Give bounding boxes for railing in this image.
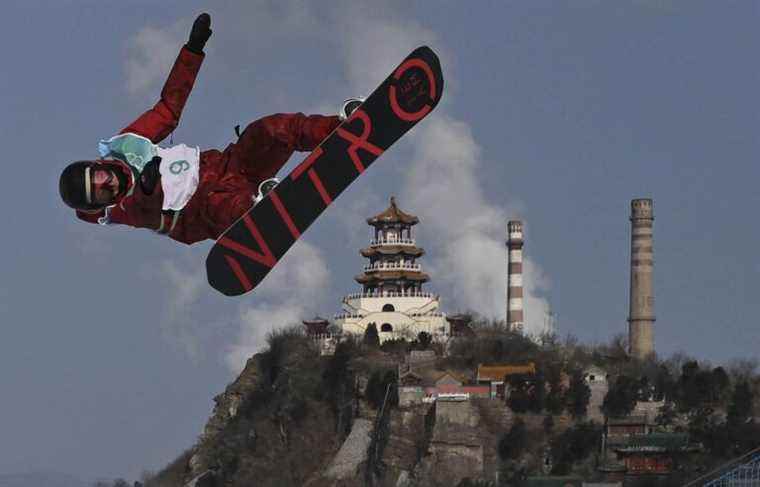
[334,311,444,320]
[307,332,343,341]
[366,382,393,484]
[343,291,437,300]
[684,446,760,486]
[333,313,365,320]
[363,262,422,272]
[369,238,416,246]
[437,393,470,402]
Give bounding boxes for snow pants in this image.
[194,113,341,241]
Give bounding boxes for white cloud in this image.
[139,238,330,373]
[125,20,186,96]
[337,10,439,93]
[142,256,208,360]
[224,241,330,374]
[401,116,552,335]
[311,5,554,335]
[128,1,554,370]
[523,254,553,335]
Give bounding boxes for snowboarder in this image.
[59,13,361,245]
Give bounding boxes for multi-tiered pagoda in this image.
[335,197,448,342]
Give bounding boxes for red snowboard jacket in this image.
[75,46,340,245]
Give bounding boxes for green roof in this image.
[607,415,650,425]
[615,433,691,452]
[521,477,583,487]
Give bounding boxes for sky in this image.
[1,0,759,482]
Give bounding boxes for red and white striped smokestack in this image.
[507,221,524,333]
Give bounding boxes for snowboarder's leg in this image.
[204,188,256,239]
[226,113,340,185]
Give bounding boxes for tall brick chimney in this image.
[628,199,655,359]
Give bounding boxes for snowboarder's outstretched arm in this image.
[119,13,212,143]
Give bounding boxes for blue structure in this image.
[688,448,760,486]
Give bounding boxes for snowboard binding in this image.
[253,177,280,205]
[339,97,365,121]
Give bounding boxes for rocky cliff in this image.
[142,335,572,487]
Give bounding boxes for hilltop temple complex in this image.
[333,197,449,342]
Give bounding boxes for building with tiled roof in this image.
[477,363,536,381]
[335,197,448,343]
[476,362,536,398]
[611,433,698,476]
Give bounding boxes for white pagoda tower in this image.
[335,197,449,342]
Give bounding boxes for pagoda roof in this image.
[446,314,472,323]
[302,315,329,324]
[355,270,429,284]
[367,196,419,226]
[302,317,329,335]
[360,245,425,258]
[447,315,475,337]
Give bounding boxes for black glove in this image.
[139,157,162,195]
[186,13,212,54]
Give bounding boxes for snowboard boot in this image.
[338,97,365,121]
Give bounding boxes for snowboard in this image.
[206,46,444,296]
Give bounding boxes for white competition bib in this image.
[156,144,200,211]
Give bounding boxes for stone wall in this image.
[420,443,484,486]
[588,380,608,423]
[633,399,665,420]
[324,418,373,480]
[436,399,479,427]
[399,386,425,407]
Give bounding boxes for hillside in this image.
[133,322,760,487]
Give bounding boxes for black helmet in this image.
[59,161,105,211]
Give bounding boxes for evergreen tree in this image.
[711,366,730,403]
[543,414,555,434]
[383,369,399,408]
[498,419,527,460]
[694,369,716,406]
[416,331,432,350]
[654,364,676,401]
[545,363,565,415]
[550,421,601,475]
[727,380,753,427]
[677,360,703,411]
[602,374,639,418]
[365,369,398,409]
[566,369,591,419]
[322,341,355,435]
[365,370,385,408]
[363,322,380,348]
[530,369,547,413]
[507,373,532,413]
